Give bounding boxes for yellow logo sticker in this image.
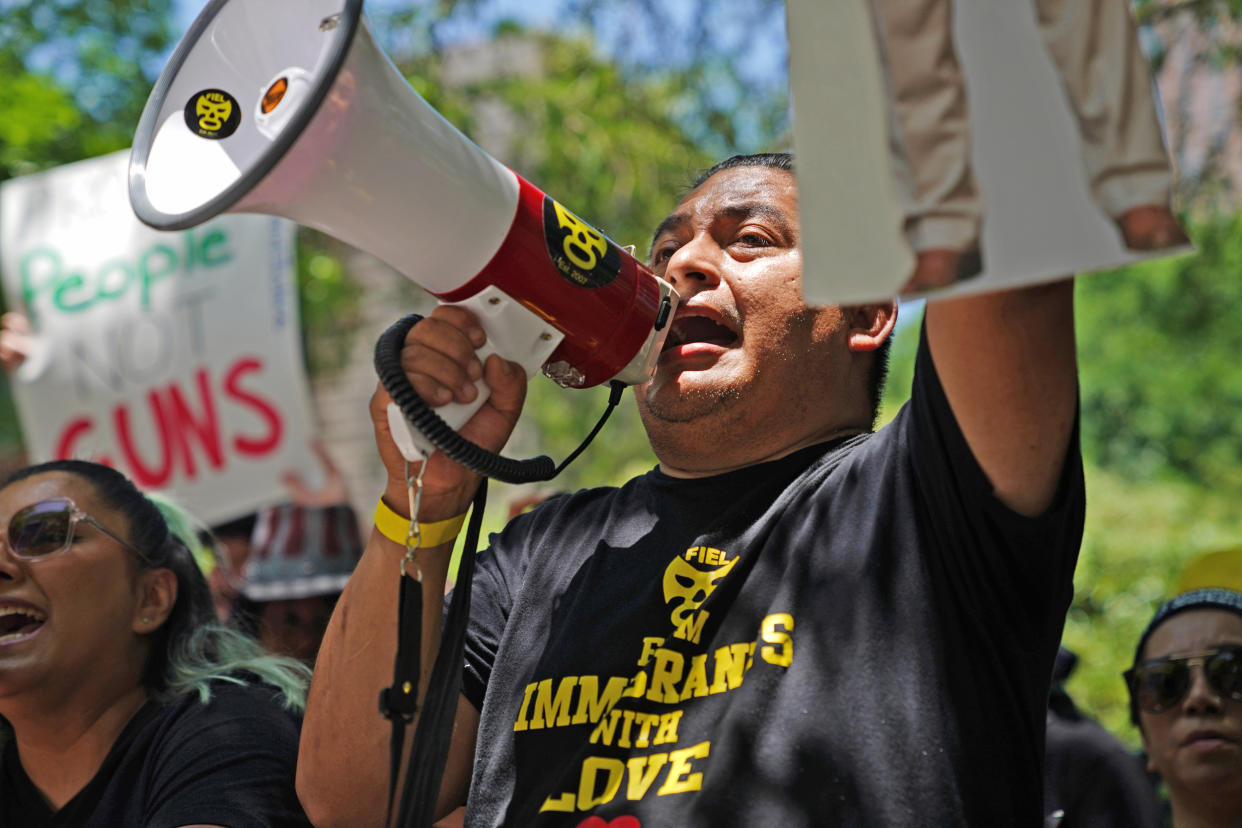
[542,197,621,289]
[184,89,241,139]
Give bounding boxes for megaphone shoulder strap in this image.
[383,480,488,828]
[379,569,421,825]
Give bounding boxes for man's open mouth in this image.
[662,315,738,352]
[0,606,47,642]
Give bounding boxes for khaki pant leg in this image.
[868,0,982,252]
[1035,0,1173,217]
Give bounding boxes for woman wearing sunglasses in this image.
[1125,588,1242,827]
[0,459,314,828]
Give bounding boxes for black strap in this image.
[380,571,423,827]
[394,480,488,828]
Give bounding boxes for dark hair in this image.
[228,595,263,639]
[0,460,308,708]
[210,513,258,540]
[690,151,794,191]
[687,152,893,424]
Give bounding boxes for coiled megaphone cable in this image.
[375,313,548,483]
[375,313,625,482]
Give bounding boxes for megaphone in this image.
[129,0,678,470]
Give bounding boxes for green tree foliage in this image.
[1078,217,1242,491]
[296,236,363,377]
[373,0,790,157]
[1133,0,1242,32]
[877,303,922,428]
[0,0,175,181]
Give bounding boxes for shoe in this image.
[901,247,983,295]
[1116,205,1190,251]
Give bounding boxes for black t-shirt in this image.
[0,681,312,828]
[459,329,1085,827]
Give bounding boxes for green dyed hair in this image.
[1,460,310,712]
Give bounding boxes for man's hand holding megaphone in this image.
[370,305,528,539]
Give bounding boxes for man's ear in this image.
[133,568,178,634]
[845,301,898,352]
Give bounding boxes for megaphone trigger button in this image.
[654,296,672,331]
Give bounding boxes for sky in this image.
[174,0,561,35]
[170,0,790,95]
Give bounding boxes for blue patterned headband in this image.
[1132,587,1242,666]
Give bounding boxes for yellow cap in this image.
[1177,546,1242,593]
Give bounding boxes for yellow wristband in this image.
[374,497,467,548]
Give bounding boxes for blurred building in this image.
[1149,9,1242,211]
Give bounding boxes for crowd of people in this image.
[0,151,1239,827]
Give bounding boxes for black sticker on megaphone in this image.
[184,89,241,139]
[543,197,621,289]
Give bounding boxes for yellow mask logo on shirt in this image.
[663,546,737,644]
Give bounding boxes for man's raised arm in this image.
[924,279,1078,517]
[296,306,526,827]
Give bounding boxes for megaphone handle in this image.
[385,287,564,463]
[384,342,491,462]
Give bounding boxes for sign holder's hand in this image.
[0,312,33,375]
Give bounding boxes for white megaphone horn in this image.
[129,0,678,473]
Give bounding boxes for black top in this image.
[0,681,311,828]
[458,327,1085,827]
[1044,697,1164,828]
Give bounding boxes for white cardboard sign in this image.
[787,0,1191,306]
[0,150,319,524]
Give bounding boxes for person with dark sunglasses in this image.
[0,459,314,828]
[1125,588,1242,827]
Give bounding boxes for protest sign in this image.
[0,150,320,524]
[787,0,1191,306]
